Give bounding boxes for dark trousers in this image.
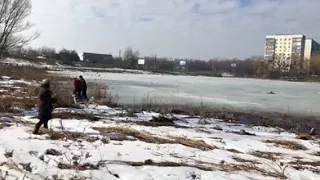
[81,88,88,100]
[33,118,49,134]
[73,87,81,98]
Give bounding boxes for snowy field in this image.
[1,58,151,74]
[0,105,319,180]
[53,70,320,116]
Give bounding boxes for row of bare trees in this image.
[118,46,320,78]
[8,46,80,65]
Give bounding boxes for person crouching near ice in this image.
[33,79,57,134]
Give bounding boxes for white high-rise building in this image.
[264,34,320,71]
[264,34,305,69]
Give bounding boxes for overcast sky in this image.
[28,0,320,60]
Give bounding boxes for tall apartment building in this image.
[264,34,306,70]
[264,34,320,71]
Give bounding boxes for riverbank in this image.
[51,69,320,117]
[0,66,320,179]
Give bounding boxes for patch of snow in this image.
[0,78,32,86]
[0,105,319,179]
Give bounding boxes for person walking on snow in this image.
[79,75,88,101]
[73,77,81,98]
[33,79,57,134]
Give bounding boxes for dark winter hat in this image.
[79,75,83,79]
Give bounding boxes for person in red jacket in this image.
[73,78,81,98]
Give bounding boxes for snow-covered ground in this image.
[1,58,36,67]
[2,58,151,74]
[2,58,73,69]
[0,76,33,87]
[0,105,319,180]
[0,74,320,180]
[63,66,152,74]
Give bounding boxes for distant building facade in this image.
[264,34,320,71]
[81,52,114,64]
[304,39,320,60]
[303,39,320,72]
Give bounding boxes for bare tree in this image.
[122,47,140,68]
[122,47,139,60]
[310,55,320,75]
[0,0,39,59]
[39,46,56,58]
[253,60,271,78]
[21,47,39,58]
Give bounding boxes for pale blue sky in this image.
[28,0,320,60]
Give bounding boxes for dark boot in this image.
[83,89,88,101]
[33,121,42,134]
[43,120,48,129]
[43,118,51,132]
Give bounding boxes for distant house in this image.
[81,52,114,64]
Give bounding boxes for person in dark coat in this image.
[73,77,81,98]
[33,79,57,134]
[79,75,88,101]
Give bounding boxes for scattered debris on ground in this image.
[265,139,307,150]
[228,129,256,136]
[93,127,215,151]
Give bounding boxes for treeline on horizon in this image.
[4,46,320,80]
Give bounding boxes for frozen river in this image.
[56,71,320,116]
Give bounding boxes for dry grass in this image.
[287,160,320,173]
[92,126,215,151]
[128,103,320,135]
[134,117,188,128]
[58,162,103,171]
[226,149,242,154]
[46,130,110,144]
[0,65,115,112]
[169,136,214,151]
[52,112,100,121]
[295,133,314,140]
[0,65,76,110]
[0,65,48,81]
[109,136,135,141]
[265,139,307,150]
[250,151,283,161]
[49,78,77,107]
[48,131,84,141]
[0,96,36,113]
[232,156,261,165]
[88,83,118,107]
[289,160,320,167]
[115,159,286,179]
[55,158,286,178]
[229,129,256,136]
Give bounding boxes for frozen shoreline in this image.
[0,76,320,180]
[50,70,320,117]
